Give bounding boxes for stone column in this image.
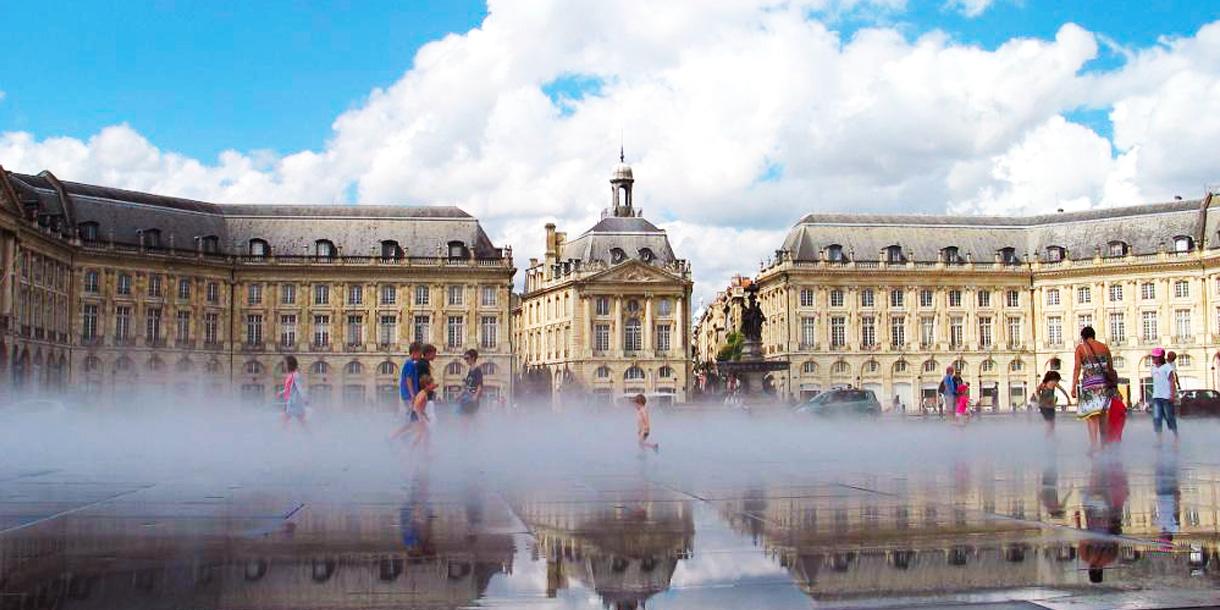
[583,295,592,357]
[612,297,622,353]
[643,297,654,354]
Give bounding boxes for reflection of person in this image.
[1078,456,1127,584]
[1072,326,1114,454]
[1155,448,1181,549]
[1039,460,1065,519]
[277,355,309,430]
[635,394,659,452]
[1150,347,1179,445]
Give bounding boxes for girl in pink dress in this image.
[955,380,971,424]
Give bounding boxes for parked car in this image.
[1177,389,1220,417]
[794,389,882,417]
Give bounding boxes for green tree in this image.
[716,331,745,362]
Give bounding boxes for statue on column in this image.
[740,286,765,342]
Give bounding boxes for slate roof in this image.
[784,200,1208,262]
[4,170,505,258]
[560,215,679,265]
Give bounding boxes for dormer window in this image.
[143,229,162,249]
[999,247,1019,265]
[249,239,270,258]
[1174,235,1193,253]
[381,240,403,260]
[638,247,655,263]
[826,244,845,262]
[610,248,627,264]
[199,235,219,254]
[447,240,466,259]
[1107,241,1128,257]
[1046,246,1065,262]
[315,239,336,259]
[79,221,99,243]
[942,246,963,264]
[884,245,904,264]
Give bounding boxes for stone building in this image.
[515,158,693,405]
[695,195,1220,408]
[0,168,515,408]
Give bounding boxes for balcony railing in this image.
[241,342,265,352]
[203,341,224,351]
[114,337,135,347]
[310,342,332,352]
[81,336,102,347]
[175,339,197,349]
[277,342,298,352]
[146,337,167,348]
[345,343,367,352]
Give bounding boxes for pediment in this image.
[585,260,682,284]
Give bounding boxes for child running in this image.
[389,343,422,441]
[277,355,309,431]
[409,375,437,449]
[954,377,971,425]
[634,394,659,453]
[1033,371,1063,437]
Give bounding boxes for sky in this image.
[2,0,1219,309]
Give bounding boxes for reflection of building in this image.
[0,168,515,407]
[514,158,693,405]
[703,196,1220,406]
[510,493,694,609]
[0,492,515,609]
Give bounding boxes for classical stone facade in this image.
[0,168,515,408]
[514,160,693,405]
[696,195,1220,408]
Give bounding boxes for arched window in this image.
[445,361,464,376]
[345,361,364,375]
[863,359,880,374]
[311,361,329,375]
[143,229,162,249]
[1009,359,1024,372]
[595,366,611,379]
[480,362,498,376]
[1174,235,1194,253]
[447,241,466,259]
[831,360,850,375]
[638,247,655,263]
[942,246,963,264]
[83,356,102,372]
[980,359,995,373]
[377,361,397,376]
[1111,357,1125,369]
[884,245,904,263]
[826,244,845,262]
[998,247,1019,265]
[658,366,674,379]
[1178,354,1193,367]
[1046,245,1065,262]
[610,248,627,263]
[893,360,908,374]
[952,359,967,373]
[624,318,642,351]
[315,240,336,259]
[802,361,818,374]
[624,366,645,380]
[381,240,403,260]
[922,359,939,373]
[244,360,263,375]
[249,239,270,258]
[79,221,99,242]
[1107,241,1128,257]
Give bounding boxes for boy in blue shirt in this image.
[389,342,423,440]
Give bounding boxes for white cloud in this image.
[2,4,1220,306]
[944,0,995,18]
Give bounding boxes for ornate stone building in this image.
[696,195,1220,408]
[515,159,693,405]
[0,168,515,407]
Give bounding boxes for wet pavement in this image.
[2,411,1220,609]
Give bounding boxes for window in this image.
[999,247,1019,265]
[245,361,264,375]
[1107,241,1128,257]
[802,361,817,374]
[448,285,464,306]
[1010,360,1024,372]
[657,298,673,317]
[412,315,430,344]
[346,315,364,346]
[143,229,162,249]
[1005,290,1020,308]
[1141,282,1156,300]
[281,283,296,305]
[800,317,816,348]
[446,315,464,349]
[1006,317,1021,346]
[1174,280,1190,299]
[830,289,844,307]
[311,361,329,375]
[378,315,396,345]
[1174,235,1193,253]
[313,315,331,346]
[204,313,219,344]
[1178,354,1193,367]
[381,240,402,260]
[595,296,611,316]
[1108,284,1124,302]
[480,286,497,307]
[315,239,336,259]
[1077,313,1093,331]
[1175,309,1192,340]
[280,315,297,346]
[920,317,935,347]
[658,365,674,379]
[1046,289,1060,306]
[977,290,991,308]
[1046,246,1065,262]
[947,290,962,308]
[480,316,498,349]
[594,323,610,351]
[117,273,132,296]
[79,221,99,242]
[831,361,850,375]
[893,360,908,373]
[1076,286,1091,304]
[595,366,611,379]
[1111,356,1126,369]
[348,284,363,306]
[1108,312,1125,344]
[1047,316,1063,346]
[200,235,220,254]
[860,289,875,308]
[1141,311,1158,341]
[919,289,934,308]
[864,360,880,374]
[860,316,876,347]
[978,316,993,348]
[655,323,672,351]
[949,316,964,347]
[830,316,846,348]
[415,285,430,306]
[176,311,191,342]
[608,247,627,263]
[345,361,364,375]
[247,283,263,306]
[249,239,269,258]
[890,316,905,348]
[800,289,815,308]
[314,284,330,305]
[84,270,100,293]
[942,246,963,264]
[885,245,904,263]
[981,359,995,373]
[174,278,190,300]
[448,241,466,259]
[625,366,645,381]
[245,314,263,345]
[146,307,163,342]
[638,247,655,263]
[890,289,904,308]
[624,318,642,351]
[378,361,397,376]
[206,281,219,304]
[626,299,640,313]
[826,244,845,262]
[82,304,98,340]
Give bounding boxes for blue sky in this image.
[0,1,1214,161]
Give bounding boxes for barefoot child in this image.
[277,355,309,430]
[408,375,437,449]
[1033,371,1063,437]
[634,394,658,452]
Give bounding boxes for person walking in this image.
[457,349,484,423]
[277,355,309,431]
[634,394,659,452]
[1033,371,1065,437]
[939,366,958,418]
[389,342,423,441]
[954,378,971,425]
[1150,347,1179,446]
[1072,326,1115,455]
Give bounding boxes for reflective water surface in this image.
[3,409,1220,609]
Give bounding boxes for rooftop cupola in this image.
[610,147,635,217]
